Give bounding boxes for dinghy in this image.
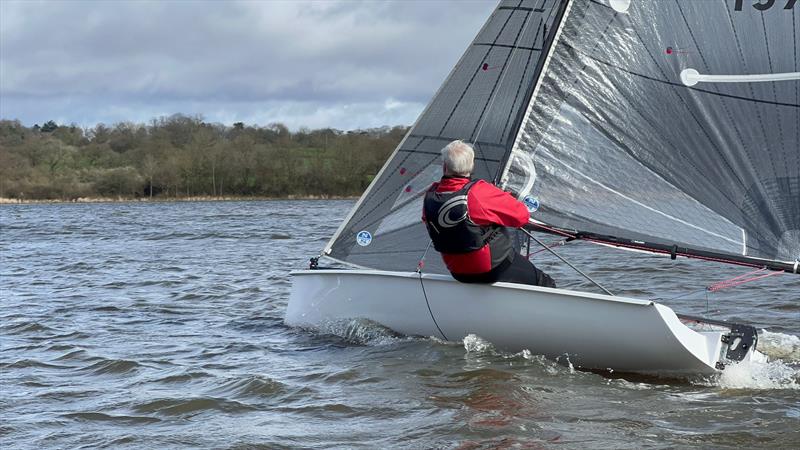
[286,0,799,375]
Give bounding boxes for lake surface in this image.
[1,200,798,449]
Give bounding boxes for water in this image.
[1,200,798,449]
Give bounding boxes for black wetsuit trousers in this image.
[452,252,556,288]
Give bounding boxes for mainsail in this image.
[501,0,799,272]
[326,0,800,275]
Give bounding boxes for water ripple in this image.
[1,200,798,449]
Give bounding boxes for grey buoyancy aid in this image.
[423,180,514,269]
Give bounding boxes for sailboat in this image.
[286,0,799,375]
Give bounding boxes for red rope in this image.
[708,270,782,292]
[707,267,766,290]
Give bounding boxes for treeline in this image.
[0,115,408,200]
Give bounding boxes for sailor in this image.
[422,140,556,287]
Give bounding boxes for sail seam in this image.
[501,1,782,260]
[471,5,537,150]
[398,149,501,162]
[675,1,759,216]
[575,52,800,108]
[566,45,751,188]
[337,149,435,232]
[405,134,506,147]
[473,42,542,52]
[498,0,574,187]
[722,4,790,239]
[624,19,784,248]
[500,16,546,144]
[498,6,538,12]
[549,158,744,247]
[760,10,790,191]
[795,7,799,163]
[622,10,767,207]
[565,45,774,249]
[721,3,780,191]
[563,38,790,250]
[566,101,759,248]
[348,156,440,231]
[628,19,764,190]
[436,0,521,174]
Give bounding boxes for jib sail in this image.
[324,0,565,273]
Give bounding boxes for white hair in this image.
[441,140,474,177]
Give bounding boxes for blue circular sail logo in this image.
[523,195,540,212]
[356,230,372,246]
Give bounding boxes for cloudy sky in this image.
[1,0,497,130]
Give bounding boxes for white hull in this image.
[286,270,755,375]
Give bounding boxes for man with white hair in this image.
[422,140,556,287]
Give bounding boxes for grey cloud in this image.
[1,0,496,129]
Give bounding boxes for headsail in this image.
[501,0,799,273]
[325,0,565,273]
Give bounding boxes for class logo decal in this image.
[523,195,540,212]
[356,230,372,246]
[437,195,468,228]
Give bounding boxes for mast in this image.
[495,0,572,186]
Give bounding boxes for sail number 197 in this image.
[734,0,796,10]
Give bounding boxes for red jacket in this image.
[422,177,529,274]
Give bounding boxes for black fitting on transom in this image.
[309,257,319,270]
[720,324,758,362]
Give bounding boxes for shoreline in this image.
[0,195,359,205]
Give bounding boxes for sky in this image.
[0,0,497,131]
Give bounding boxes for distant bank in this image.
[0,195,358,205]
[0,116,406,202]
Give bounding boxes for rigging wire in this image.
[519,227,614,296]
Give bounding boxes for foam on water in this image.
[699,330,800,390]
[463,334,569,375]
[713,350,799,390]
[318,318,405,346]
[463,333,799,389]
[758,330,800,361]
[463,333,494,353]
